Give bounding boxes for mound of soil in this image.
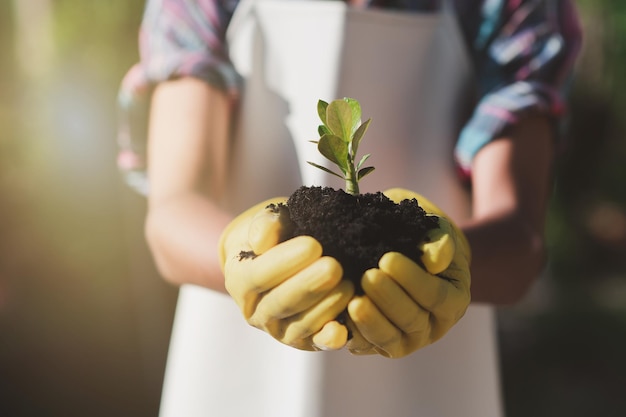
[284,186,438,293]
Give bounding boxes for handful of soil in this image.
[283,186,438,293]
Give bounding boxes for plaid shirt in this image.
[117,0,582,195]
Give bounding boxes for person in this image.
[117,0,582,416]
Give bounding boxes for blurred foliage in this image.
[500,2,626,416]
[575,0,626,106]
[0,1,177,417]
[547,0,626,303]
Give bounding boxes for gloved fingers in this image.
[281,280,354,347]
[345,316,378,355]
[420,218,471,307]
[439,250,471,288]
[250,318,319,351]
[267,320,347,352]
[224,236,322,319]
[420,218,456,275]
[273,325,318,351]
[246,236,323,292]
[219,197,287,267]
[223,249,259,318]
[250,256,343,324]
[379,252,469,321]
[248,201,294,254]
[361,268,430,334]
[312,320,349,351]
[347,295,407,358]
[349,295,432,358]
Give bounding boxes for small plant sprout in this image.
[307,98,375,195]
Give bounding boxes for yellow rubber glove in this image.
[219,198,354,351]
[346,188,471,358]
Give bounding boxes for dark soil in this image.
[283,186,438,293]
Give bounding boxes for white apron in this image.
[159,2,504,416]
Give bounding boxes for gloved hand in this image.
[219,198,354,351]
[346,188,471,358]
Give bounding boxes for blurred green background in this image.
[0,1,624,416]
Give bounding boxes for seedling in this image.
[307,98,375,195]
[288,97,441,291]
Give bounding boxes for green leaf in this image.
[318,125,332,137]
[357,166,375,180]
[318,134,348,172]
[343,97,362,135]
[326,99,354,142]
[356,153,371,169]
[309,97,376,196]
[351,118,371,156]
[307,162,344,179]
[317,100,329,125]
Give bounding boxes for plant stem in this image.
[346,156,359,195]
[346,178,358,195]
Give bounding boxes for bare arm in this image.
[145,77,234,292]
[461,115,555,305]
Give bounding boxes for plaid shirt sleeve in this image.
[453,0,583,180]
[116,0,237,195]
[117,0,583,193]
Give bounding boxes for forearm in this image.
[146,77,234,291]
[461,115,555,305]
[146,193,232,291]
[462,212,546,305]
